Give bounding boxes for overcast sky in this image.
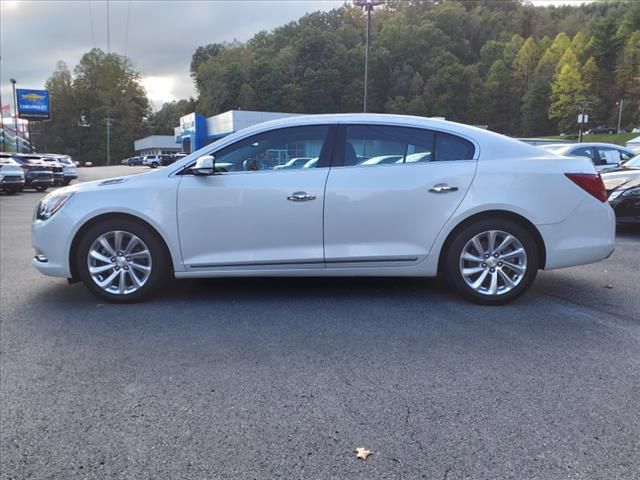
[1,0,592,113]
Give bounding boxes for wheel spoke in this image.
[117,270,126,294]
[96,269,119,288]
[130,262,151,272]
[487,271,499,295]
[128,269,143,288]
[89,250,112,264]
[498,269,515,289]
[462,266,485,276]
[495,235,514,254]
[124,236,140,254]
[502,260,525,274]
[128,249,149,259]
[487,231,497,253]
[99,237,116,256]
[471,237,485,256]
[89,263,114,274]
[114,231,123,253]
[501,248,525,260]
[471,270,489,290]
[461,251,483,263]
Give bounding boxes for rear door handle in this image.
[429,184,458,193]
[287,191,316,202]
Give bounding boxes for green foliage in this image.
[188,1,638,136]
[45,49,150,164]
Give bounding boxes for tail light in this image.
[564,173,607,202]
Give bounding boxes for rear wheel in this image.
[35,185,48,192]
[76,218,170,303]
[151,162,159,169]
[445,219,538,305]
[62,179,71,186]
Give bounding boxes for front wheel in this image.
[35,185,48,192]
[76,218,170,303]
[444,219,539,305]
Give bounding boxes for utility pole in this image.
[106,116,113,165]
[354,0,384,113]
[616,99,624,134]
[10,78,18,152]
[577,101,590,143]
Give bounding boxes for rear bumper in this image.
[539,197,616,270]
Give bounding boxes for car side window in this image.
[343,125,474,167]
[597,147,623,165]
[211,126,329,172]
[571,147,595,162]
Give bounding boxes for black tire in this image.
[151,162,158,169]
[76,218,171,303]
[444,218,539,305]
[62,179,71,186]
[35,186,48,192]
[3,189,17,195]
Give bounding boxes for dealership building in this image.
[134,110,299,156]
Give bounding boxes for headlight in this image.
[36,192,74,220]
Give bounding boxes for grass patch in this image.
[539,132,638,146]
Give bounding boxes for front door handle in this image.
[429,184,459,193]
[287,191,316,202]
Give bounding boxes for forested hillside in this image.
[189,0,639,136]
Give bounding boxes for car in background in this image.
[603,173,639,225]
[40,156,66,186]
[0,156,26,194]
[9,154,54,191]
[44,154,78,185]
[128,156,144,166]
[359,155,403,166]
[142,154,176,168]
[587,125,616,135]
[84,161,93,167]
[538,143,635,171]
[31,114,616,305]
[273,157,312,170]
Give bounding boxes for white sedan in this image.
[32,114,615,305]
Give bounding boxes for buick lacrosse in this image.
[32,114,615,305]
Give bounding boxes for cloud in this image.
[0,0,343,110]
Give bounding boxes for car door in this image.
[177,125,334,269]
[323,124,477,266]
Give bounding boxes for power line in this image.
[88,1,96,48]
[106,0,111,54]
[124,0,131,57]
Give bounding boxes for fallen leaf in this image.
[356,447,372,460]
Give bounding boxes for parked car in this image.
[587,125,616,135]
[84,161,93,167]
[538,143,635,171]
[10,154,54,191]
[0,156,26,194]
[273,157,312,170]
[31,114,615,305]
[142,154,174,168]
[127,156,144,166]
[40,156,65,186]
[48,154,78,185]
[602,162,639,224]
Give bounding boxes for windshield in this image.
[623,155,640,168]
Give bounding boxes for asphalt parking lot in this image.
[1,166,639,479]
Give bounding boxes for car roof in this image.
[188,113,548,162]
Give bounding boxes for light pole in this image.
[354,0,384,113]
[10,78,18,152]
[616,99,624,134]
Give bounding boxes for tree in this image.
[522,78,554,136]
[549,63,589,133]
[535,32,570,79]
[514,37,540,92]
[616,31,640,126]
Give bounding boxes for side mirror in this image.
[192,155,215,176]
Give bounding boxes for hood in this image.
[61,169,156,194]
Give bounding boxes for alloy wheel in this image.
[87,230,153,295]
[459,230,527,296]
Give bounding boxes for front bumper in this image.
[32,209,74,278]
